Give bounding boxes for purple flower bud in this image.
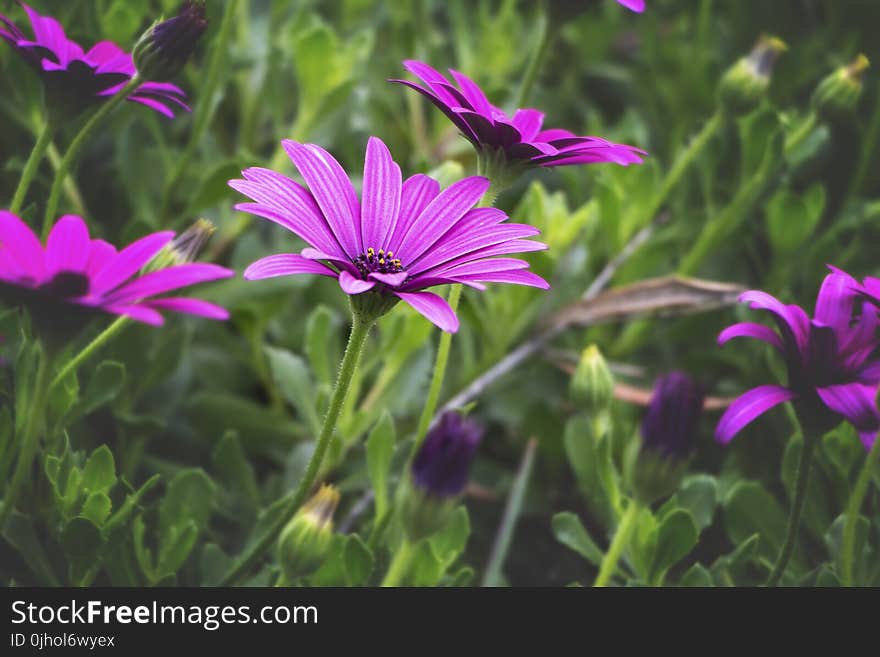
[133,1,207,82]
[412,411,484,499]
[641,371,704,460]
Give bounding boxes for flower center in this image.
[352,247,403,279]
[40,271,90,298]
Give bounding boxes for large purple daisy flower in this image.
[391,60,645,171]
[0,211,233,329]
[230,137,549,332]
[716,268,880,449]
[0,2,189,117]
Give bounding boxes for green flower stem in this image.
[160,0,239,226]
[638,110,724,230]
[219,311,374,585]
[481,438,538,586]
[47,142,88,216]
[766,431,818,587]
[10,120,55,215]
[43,77,143,238]
[409,284,462,459]
[50,316,130,390]
[841,435,880,587]
[381,538,416,587]
[593,499,641,587]
[848,89,880,201]
[0,345,54,530]
[514,3,551,109]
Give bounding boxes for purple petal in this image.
[715,385,797,444]
[368,271,409,287]
[857,360,880,385]
[243,254,336,280]
[407,224,541,275]
[616,0,646,13]
[511,109,544,142]
[85,239,117,278]
[0,210,46,283]
[282,141,361,257]
[401,60,463,108]
[406,239,546,283]
[389,79,479,142]
[338,270,375,294]
[815,383,880,444]
[360,137,402,250]
[717,322,784,352]
[436,257,529,277]
[145,297,230,320]
[739,290,810,353]
[45,214,90,276]
[448,69,494,117]
[385,174,441,251]
[814,271,857,339]
[451,269,549,289]
[395,290,459,332]
[395,176,491,263]
[90,231,174,295]
[102,263,233,304]
[102,303,165,326]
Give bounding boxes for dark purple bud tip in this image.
[412,411,484,499]
[641,371,705,460]
[133,0,207,81]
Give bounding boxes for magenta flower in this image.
[716,268,880,450]
[391,60,645,175]
[0,212,233,330]
[230,137,549,332]
[616,0,645,12]
[0,2,189,117]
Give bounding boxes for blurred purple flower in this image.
[642,371,704,460]
[0,211,233,329]
[716,267,880,450]
[616,0,646,12]
[412,411,484,499]
[391,60,645,171]
[132,0,207,82]
[230,137,549,333]
[0,2,189,117]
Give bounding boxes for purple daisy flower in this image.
[0,211,233,330]
[230,137,549,333]
[716,268,880,450]
[616,0,646,12]
[0,2,189,117]
[391,60,645,173]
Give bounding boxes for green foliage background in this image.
[1,0,879,586]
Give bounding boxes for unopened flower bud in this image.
[718,35,787,116]
[276,484,339,580]
[401,412,483,541]
[811,54,870,120]
[145,218,216,272]
[632,371,704,504]
[133,1,207,82]
[570,344,615,414]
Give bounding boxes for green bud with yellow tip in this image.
[812,54,870,120]
[276,484,339,581]
[569,344,615,414]
[718,35,788,116]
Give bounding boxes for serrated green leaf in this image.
[81,492,112,527]
[82,445,116,494]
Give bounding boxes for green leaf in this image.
[133,515,155,582]
[81,492,112,527]
[408,540,445,587]
[429,506,470,568]
[212,432,260,512]
[65,361,125,424]
[710,533,761,585]
[2,511,59,585]
[650,509,699,584]
[61,517,106,585]
[157,469,215,574]
[766,185,825,253]
[563,416,598,499]
[82,445,116,494]
[825,513,869,584]
[662,474,717,530]
[104,474,161,536]
[723,481,793,566]
[343,534,374,586]
[305,306,338,387]
[265,347,322,437]
[366,411,395,519]
[679,563,714,587]
[552,511,603,566]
